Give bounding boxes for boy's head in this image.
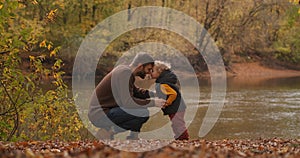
[151,60,171,79]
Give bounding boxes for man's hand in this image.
[153,98,166,108]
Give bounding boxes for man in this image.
[88,52,165,140]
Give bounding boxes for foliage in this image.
[42,0,300,66]
[3,0,296,67]
[273,3,300,63]
[0,0,85,141]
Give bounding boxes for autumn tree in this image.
[0,0,85,141]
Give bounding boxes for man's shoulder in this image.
[112,65,132,76]
[114,65,130,70]
[113,65,131,71]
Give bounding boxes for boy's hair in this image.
[154,60,171,73]
[130,52,154,67]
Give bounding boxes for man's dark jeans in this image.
[93,107,149,133]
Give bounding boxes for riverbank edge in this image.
[196,62,300,79]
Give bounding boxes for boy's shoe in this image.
[175,130,189,140]
[96,128,114,140]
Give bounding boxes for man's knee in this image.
[138,116,149,124]
[88,113,113,130]
[137,109,149,123]
[137,109,149,118]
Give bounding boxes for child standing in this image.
[151,61,189,140]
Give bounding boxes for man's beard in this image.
[136,71,146,79]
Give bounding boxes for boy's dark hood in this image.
[155,70,177,84]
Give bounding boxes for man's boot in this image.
[96,128,114,140]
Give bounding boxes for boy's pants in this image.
[169,111,189,140]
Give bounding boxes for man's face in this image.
[136,64,153,79]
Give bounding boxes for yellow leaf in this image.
[0,5,3,9]
[52,81,59,86]
[32,0,38,5]
[50,50,56,57]
[298,8,300,14]
[29,55,35,61]
[47,9,58,21]
[39,40,46,48]
[47,44,52,50]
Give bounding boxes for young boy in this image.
[151,60,189,140]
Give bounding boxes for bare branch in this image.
[0,80,19,141]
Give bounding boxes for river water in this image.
[140,76,300,140]
[69,76,300,140]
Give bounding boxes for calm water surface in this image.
[69,76,300,140]
[142,76,300,140]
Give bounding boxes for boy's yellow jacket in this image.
[160,84,177,106]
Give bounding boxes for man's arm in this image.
[112,68,155,108]
[133,86,155,99]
